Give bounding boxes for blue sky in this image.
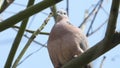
[0,0,120,68]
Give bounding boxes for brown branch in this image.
[104,0,119,40]
[62,0,119,68]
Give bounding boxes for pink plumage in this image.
[47,9,91,68]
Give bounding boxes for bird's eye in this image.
[63,12,66,15]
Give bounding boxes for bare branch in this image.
[87,19,107,37]
[23,34,47,47]
[78,0,103,28]
[12,25,49,35]
[14,27,47,47]
[66,0,69,16]
[17,46,44,66]
[100,56,106,68]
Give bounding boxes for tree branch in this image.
[104,0,119,39]
[100,56,106,68]
[66,0,69,16]
[0,0,14,13]
[4,0,35,68]
[12,25,49,35]
[50,5,57,22]
[12,13,52,68]
[0,0,62,32]
[78,0,103,28]
[12,28,47,47]
[87,19,107,37]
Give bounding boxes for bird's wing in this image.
[67,21,89,51]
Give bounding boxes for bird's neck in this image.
[56,16,69,23]
[56,18,69,23]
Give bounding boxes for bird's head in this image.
[56,9,69,22]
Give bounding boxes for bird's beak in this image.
[56,12,61,16]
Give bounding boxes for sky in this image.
[0,0,120,68]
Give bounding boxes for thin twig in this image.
[101,6,109,15]
[13,28,47,47]
[26,15,36,33]
[13,2,26,7]
[100,56,106,68]
[66,0,69,16]
[86,0,103,36]
[87,19,108,37]
[23,34,47,47]
[79,0,103,28]
[12,25,49,35]
[17,46,44,66]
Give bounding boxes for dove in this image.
[47,9,91,68]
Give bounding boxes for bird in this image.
[47,9,91,68]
